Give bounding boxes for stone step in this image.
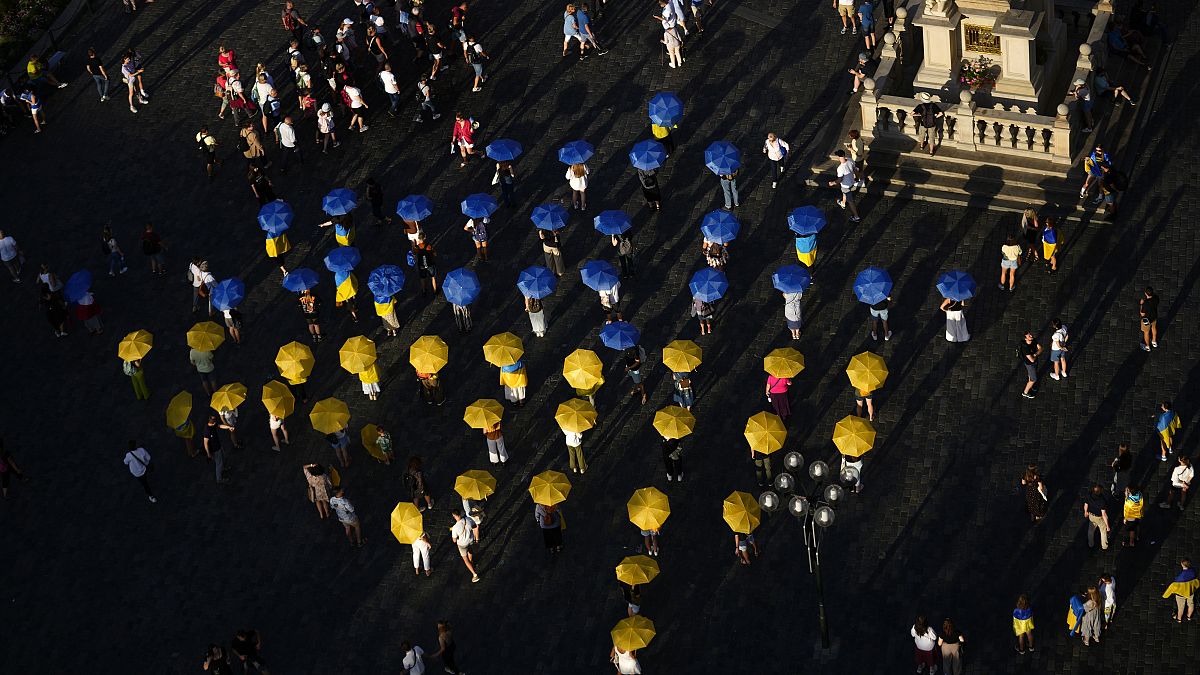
[811,144,1084,192]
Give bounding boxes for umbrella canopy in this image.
[442,267,481,306]
[276,341,315,380]
[460,193,499,219]
[463,399,504,429]
[653,405,696,439]
[846,351,888,392]
[627,487,671,531]
[282,267,319,292]
[257,200,293,235]
[744,411,787,455]
[689,268,729,302]
[390,502,424,544]
[360,423,389,462]
[581,259,620,291]
[165,391,192,429]
[395,194,434,221]
[853,266,893,305]
[482,332,524,367]
[309,397,351,434]
[410,335,449,373]
[616,555,660,586]
[322,187,357,216]
[63,270,92,303]
[648,91,683,126]
[563,349,604,389]
[763,347,805,378]
[833,415,876,457]
[261,380,295,418]
[787,206,828,235]
[531,203,569,231]
[611,616,656,652]
[517,265,557,299]
[600,321,640,351]
[936,270,977,301]
[700,210,741,243]
[210,382,248,412]
[367,265,406,299]
[117,329,153,362]
[662,340,702,373]
[339,335,378,374]
[210,278,245,311]
[594,210,633,236]
[704,140,742,175]
[723,490,762,533]
[555,398,598,433]
[454,469,498,500]
[558,140,595,165]
[187,321,225,351]
[324,246,361,273]
[485,138,523,162]
[772,265,813,294]
[528,470,572,506]
[629,140,667,170]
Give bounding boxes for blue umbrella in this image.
[700,210,741,243]
[772,265,813,294]
[787,206,828,236]
[689,268,729,302]
[322,188,357,216]
[485,138,523,162]
[442,267,481,306]
[517,265,557,299]
[367,264,406,299]
[704,141,742,175]
[853,266,893,305]
[324,246,361,273]
[594,210,632,236]
[629,140,667,170]
[211,278,246,311]
[648,92,683,126]
[600,321,640,350]
[396,194,434,222]
[257,200,293,235]
[936,270,977,301]
[558,140,595,165]
[63,270,92,303]
[282,267,319,292]
[461,193,499,219]
[532,203,569,231]
[580,259,620,291]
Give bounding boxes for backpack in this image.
[464,46,478,64]
[122,360,136,376]
[236,133,250,152]
[403,471,418,491]
[282,11,298,30]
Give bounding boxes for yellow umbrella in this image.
[210,382,248,412]
[339,335,378,374]
[846,351,888,392]
[615,555,660,586]
[563,349,604,389]
[186,321,225,351]
[528,470,572,506]
[261,380,295,418]
[409,335,449,373]
[309,397,350,434]
[360,423,388,462]
[329,466,342,488]
[744,411,787,455]
[832,415,876,458]
[276,341,316,380]
[117,329,153,362]
[627,487,671,531]
[723,490,761,534]
[390,502,424,544]
[454,470,498,500]
[764,347,805,378]
[662,339,703,373]
[554,398,598,433]
[165,391,192,429]
[483,332,524,367]
[463,399,504,430]
[611,616,656,651]
[652,405,696,439]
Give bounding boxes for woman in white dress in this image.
[610,646,641,674]
[940,297,970,342]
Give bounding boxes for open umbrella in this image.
[704,140,741,175]
[390,502,424,544]
[662,340,702,373]
[276,341,315,380]
[395,194,434,221]
[282,267,319,292]
[853,266,893,305]
[763,347,805,378]
[322,187,357,216]
[581,259,620,291]
[531,203,569,231]
[772,265,813,294]
[600,321,640,350]
[611,616,656,651]
[744,411,787,454]
[339,336,378,374]
[846,351,888,392]
[367,265,406,299]
[460,193,499,219]
[485,138,523,162]
[165,391,192,429]
[517,265,557,299]
[261,380,295,418]
[648,92,683,126]
[558,140,595,165]
[528,470,572,506]
[483,332,524,367]
[324,246,361,273]
[187,321,225,351]
[210,382,248,412]
[63,270,92,303]
[359,423,389,462]
[309,397,350,434]
[616,555,660,586]
[442,267,481,305]
[555,398,598,433]
[454,469,498,500]
[629,140,667,170]
[117,329,153,362]
[563,349,604,389]
[700,210,741,243]
[787,206,828,235]
[689,268,729,302]
[936,270,977,301]
[653,405,695,439]
[627,487,671,531]
[463,399,504,429]
[257,200,293,235]
[594,210,632,236]
[210,278,245,311]
[833,415,876,457]
[410,335,449,373]
[723,490,761,533]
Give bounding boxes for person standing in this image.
[139,223,167,276]
[1163,558,1198,623]
[564,428,587,474]
[120,52,150,113]
[672,371,694,410]
[718,167,739,209]
[1041,217,1059,273]
[326,428,351,468]
[204,415,229,484]
[566,163,589,210]
[599,282,623,324]
[662,25,683,69]
[281,1,308,45]
[1019,331,1042,399]
[330,488,365,547]
[834,0,858,34]
[240,122,267,169]
[430,621,462,674]
[858,0,877,49]
[868,295,892,342]
[999,233,1021,292]
[414,234,438,295]
[1156,401,1181,462]
[1122,484,1144,547]
[937,618,964,675]
[463,216,489,262]
[483,421,508,464]
[1080,586,1103,646]
[100,227,128,277]
[451,112,477,166]
[827,150,861,222]
[190,258,216,315]
[316,103,340,153]
[1012,594,1035,653]
[691,295,714,335]
[912,93,943,155]
[766,374,791,420]
[1139,286,1159,351]
[247,165,275,205]
[1099,574,1117,626]
[401,641,426,675]
[450,509,481,582]
[661,435,683,482]
[190,347,218,395]
[611,645,641,674]
[734,532,759,565]
[624,345,648,405]
[910,615,937,674]
[202,644,233,674]
[535,502,564,553]
[123,441,156,503]
[123,358,149,400]
[230,629,268,673]
[304,464,332,518]
[613,233,636,279]
[762,133,789,189]
[274,114,301,174]
[86,48,110,102]
[539,229,565,277]
[0,230,23,283]
[406,456,434,511]
[372,425,393,464]
[1161,455,1193,511]
[495,161,517,206]
[1110,443,1131,498]
[637,168,662,211]
[417,371,445,406]
[1021,464,1048,523]
[940,296,969,342]
[1083,484,1111,550]
[268,414,289,452]
[1048,318,1069,380]
[525,294,547,338]
[854,388,876,421]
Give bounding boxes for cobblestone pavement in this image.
[2,0,1199,672]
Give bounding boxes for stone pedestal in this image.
[991,9,1044,105]
[913,3,964,96]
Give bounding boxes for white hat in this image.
[342,18,354,24]
[1072,78,1086,86]
[918,92,931,102]
[321,102,331,112]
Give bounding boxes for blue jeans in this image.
[92,75,109,98]
[108,251,125,275]
[388,92,401,114]
[720,178,739,208]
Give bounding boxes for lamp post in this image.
[759,451,860,649]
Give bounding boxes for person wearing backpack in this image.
[612,233,636,278]
[1098,164,1126,217]
[691,295,714,335]
[123,440,157,503]
[123,357,149,400]
[101,226,128,277]
[406,456,434,511]
[239,121,267,168]
[281,1,308,45]
[1049,318,1069,381]
[464,36,489,92]
[195,125,219,180]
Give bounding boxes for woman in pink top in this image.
[766,375,792,419]
[451,113,477,167]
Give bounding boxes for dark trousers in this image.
[618,253,636,277]
[136,474,154,497]
[280,145,302,172]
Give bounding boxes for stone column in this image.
[991,9,1043,104]
[913,2,964,95]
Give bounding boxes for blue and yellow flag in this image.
[335,271,359,303]
[1163,569,1199,599]
[265,233,291,258]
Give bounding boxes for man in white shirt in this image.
[762,132,790,188]
[1049,318,1069,381]
[189,258,215,315]
[565,429,587,474]
[379,63,400,116]
[1162,456,1193,510]
[826,150,861,222]
[834,0,858,35]
[450,509,481,582]
[274,114,301,173]
[401,642,425,675]
[599,281,622,323]
[0,230,22,282]
[123,441,157,503]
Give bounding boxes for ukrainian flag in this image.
[359,362,381,385]
[335,271,359,303]
[794,235,818,267]
[1011,608,1034,636]
[1162,569,1199,599]
[374,295,395,317]
[499,359,529,388]
[1042,227,1058,260]
[1065,595,1085,635]
[335,222,355,247]
[265,232,291,258]
[1156,410,1181,443]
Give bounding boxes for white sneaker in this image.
[130,106,139,113]
[148,495,158,503]
[1050,373,1060,380]
[666,474,673,481]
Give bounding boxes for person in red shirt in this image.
[450,112,477,167]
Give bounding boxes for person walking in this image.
[464,35,489,92]
[564,428,587,474]
[828,150,862,222]
[538,229,565,277]
[123,358,149,400]
[450,509,481,582]
[1083,484,1111,550]
[123,441,156,503]
[662,25,683,69]
[1161,455,1193,511]
[1049,318,1069,380]
[451,112,477,166]
[691,295,714,335]
[937,618,965,675]
[858,0,877,49]
[1156,401,1181,462]
[734,532,759,565]
[910,615,937,674]
[834,0,858,34]
[718,167,739,209]
[304,463,333,519]
[1110,442,1131,498]
[316,103,340,153]
[412,531,433,577]
[100,226,128,277]
[274,114,301,174]
[766,374,791,420]
[1041,216,1059,273]
[281,1,308,44]
[326,428,351,468]
[1163,558,1198,623]
[401,641,426,675]
[405,456,434,511]
[1080,587,1103,645]
[611,645,641,675]
[230,629,268,674]
[120,52,150,113]
[463,215,489,262]
[637,168,662,211]
[672,371,694,410]
[86,47,110,102]
[567,163,589,210]
[430,621,462,674]
[1099,573,1117,626]
[495,161,517,206]
[344,83,369,132]
[202,644,233,674]
[139,223,167,276]
[940,295,969,342]
[268,413,289,452]
[417,370,445,406]
[999,233,1021,292]
[414,75,441,122]
[762,133,789,189]
[535,502,564,553]
[203,415,229,484]
[1122,484,1144,547]
[525,294,547,338]
[1021,464,1048,523]
[483,421,508,465]
[248,165,274,205]
[190,346,218,396]
[868,295,892,342]
[1019,331,1042,399]
[0,230,22,283]
[330,488,365,547]
[854,387,876,421]
[661,435,683,481]
[624,345,648,405]
[1139,286,1159,351]
[414,234,438,295]
[599,281,623,324]
[1012,594,1035,653]
[240,122,267,168]
[613,233,637,279]
[296,287,323,343]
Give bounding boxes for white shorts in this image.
[433,53,443,61]
[406,231,421,242]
